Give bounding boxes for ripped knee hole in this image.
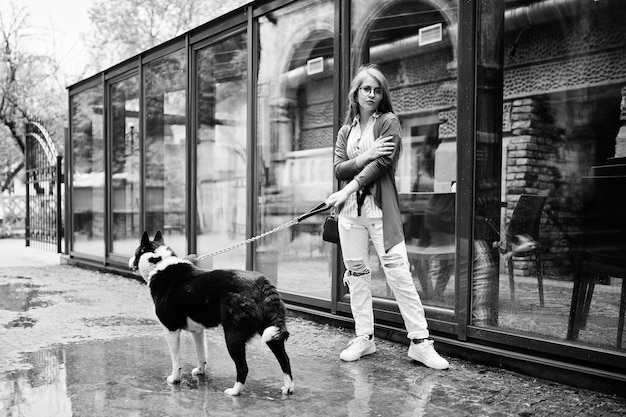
[345,260,370,276]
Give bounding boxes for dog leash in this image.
[193,202,331,262]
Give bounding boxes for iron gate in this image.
[24,118,63,252]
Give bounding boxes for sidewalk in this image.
[0,238,624,416]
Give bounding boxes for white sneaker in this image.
[408,339,449,370]
[340,336,376,361]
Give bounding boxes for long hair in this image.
[343,64,394,126]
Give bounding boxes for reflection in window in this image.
[144,50,187,256]
[71,85,105,257]
[196,33,247,270]
[257,0,334,299]
[474,0,626,352]
[352,0,458,309]
[110,75,140,256]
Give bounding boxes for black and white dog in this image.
[129,231,294,396]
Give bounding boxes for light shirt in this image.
[340,113,383,218]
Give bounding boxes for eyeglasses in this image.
[359,86,382,97]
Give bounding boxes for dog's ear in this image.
[154,230,164,244]
[141,231,150,246]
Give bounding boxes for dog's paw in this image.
[281,375,294,395]
[191,366,205,376]
[224,382,244,396]
[166,374,181,384]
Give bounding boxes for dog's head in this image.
[128,231,175,283]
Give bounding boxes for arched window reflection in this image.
[256,0,335,299]
[351,0,459,309]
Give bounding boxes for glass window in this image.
[195,32,247,270]
[110,75,140,256]
[256,0,335,298]
[71,85,105,257]
[351,0,459,310]
[144,50,187,256]
[474,0,626,354]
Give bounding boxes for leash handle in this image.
[295,202,331,223]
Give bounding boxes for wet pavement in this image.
[0,239,625,416]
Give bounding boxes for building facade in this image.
[66,0,626,392]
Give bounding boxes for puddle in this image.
[3,333,621,416]
[0,335,451,417]
[0,282,51,312]
[4,315,37,328]
[0,347,71,416]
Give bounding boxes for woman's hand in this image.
[325,180,361,208]
[361,135,395,166]
[325,189,350,208]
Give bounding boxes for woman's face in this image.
[357,74,382,114]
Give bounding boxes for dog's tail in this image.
[257,277,289,343]
[261,325,287,343]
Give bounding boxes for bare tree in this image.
[0,2,66,193]
[0,0,249,193]
[85,0,248,73]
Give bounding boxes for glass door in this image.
[255,0,335,301]
[349,0,459,315]
[70,85,105,258]
[109,73,141,258]
[472,0,626,365]
[194,31,248,270]
[143,49,188,256]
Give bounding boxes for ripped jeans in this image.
[338,215,429,340]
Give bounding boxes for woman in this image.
[324,64,449,370]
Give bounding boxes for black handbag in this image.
[322,212,339,243]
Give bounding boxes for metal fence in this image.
[0,195,25,237]
[24,118,63,252]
